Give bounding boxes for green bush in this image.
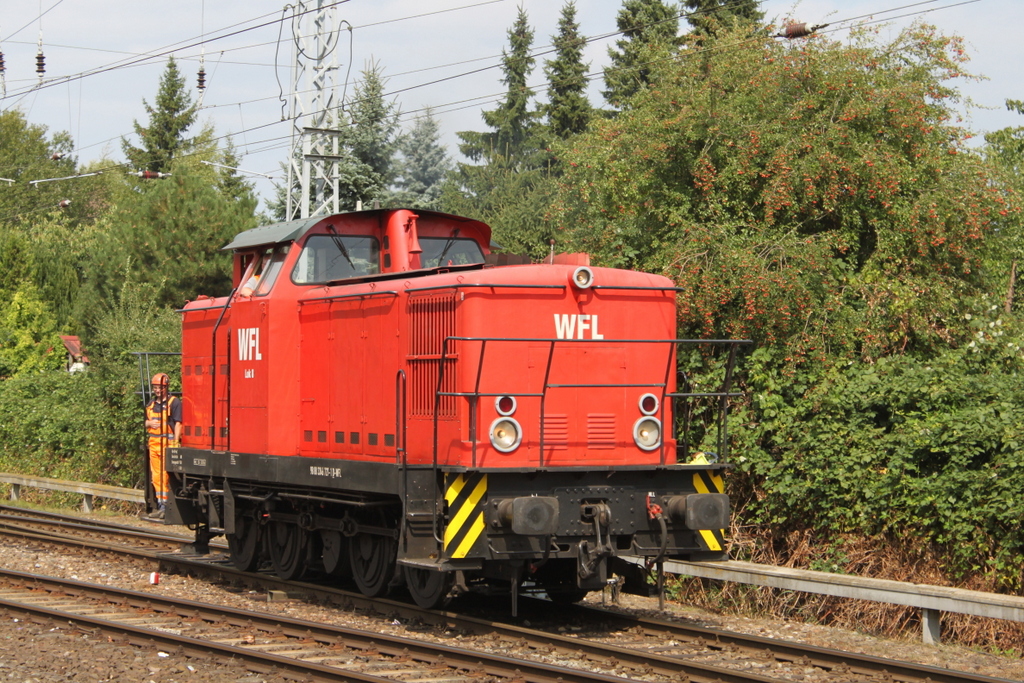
[0,370,140,484]
[730,306,1024,589]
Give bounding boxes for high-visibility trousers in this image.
[148,435,176,509]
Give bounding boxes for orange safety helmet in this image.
[151,372,170,387]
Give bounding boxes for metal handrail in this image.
[431,336,751,472]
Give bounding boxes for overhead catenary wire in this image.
[0,0,508,104]
[0,0,988,190]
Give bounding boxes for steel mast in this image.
[285,0,345,220]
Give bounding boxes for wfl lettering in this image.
[554,314,604,340]
[238,327,263,361]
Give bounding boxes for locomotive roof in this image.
[222,209,492,252]
[222,216,321,251]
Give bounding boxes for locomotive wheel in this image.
[404,567,453,609]
[320,529,351,578]
[350,522,396,597]
[266,521,307,580]
[226,512,261,572]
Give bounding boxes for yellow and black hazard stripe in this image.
[692,469,726,552]
[443,472,488,559]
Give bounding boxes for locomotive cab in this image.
[170,208,745,612]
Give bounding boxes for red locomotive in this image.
[168,208,744,610]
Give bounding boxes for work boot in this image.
[152,508,165,520]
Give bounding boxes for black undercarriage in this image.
[166,446,729,610]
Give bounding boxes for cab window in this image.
[240,245,288,297]
[255,246,289,295]
[419,237,485,268]
[291,234,380,284]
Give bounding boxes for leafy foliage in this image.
[78,162,256,321]
[555,23,1007,358]
[730,303,1024,588]
[0,365,149,487]
[0,110,77,228]
[0,281,64,379]
[346,62,401,197]
[447,7,557,258]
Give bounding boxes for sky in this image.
[0,0,1020,213]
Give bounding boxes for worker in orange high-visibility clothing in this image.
[145,373,182,519]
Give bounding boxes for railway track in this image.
[0,504,1016,683]
[0,567,773,683]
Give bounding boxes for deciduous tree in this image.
[555,23,1009,358]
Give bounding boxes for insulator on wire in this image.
[0,50,6,74]
[132,170,171,179]
[58,199,71,209]
[197,67,206,91]
[36,33,45,80]
[778,21,828,39]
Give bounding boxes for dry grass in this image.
[671,524,1024,655]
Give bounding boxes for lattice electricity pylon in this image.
[284,0,347,220]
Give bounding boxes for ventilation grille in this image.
[543,414,568,450]
[408,291,457,418]
[587,413,616,449]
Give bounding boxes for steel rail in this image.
[0,507,1016,683]
[0,510,222,551]
[0,568,770,683]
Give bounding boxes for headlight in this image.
[490,417,522,452]
[633,416,661,451]
[638,393,659,415]
[495,395,517,416]
[571,266,594,289]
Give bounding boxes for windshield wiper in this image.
[326,224,355,270]
[434,228,460,268]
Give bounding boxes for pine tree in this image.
[682,0,763,37]
[217,137,258,209]
[544,1,592,139]
[346,62,400,205]
[458,7,540,168]
[122,57,198,173]
[448,7,554,257]
[391,108,451,209]
[602,0,680,107]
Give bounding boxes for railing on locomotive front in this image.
[419,334,750,556]
[430,336,750,470]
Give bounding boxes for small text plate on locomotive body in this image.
[193,457,207,467]
[310,465,343,478]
